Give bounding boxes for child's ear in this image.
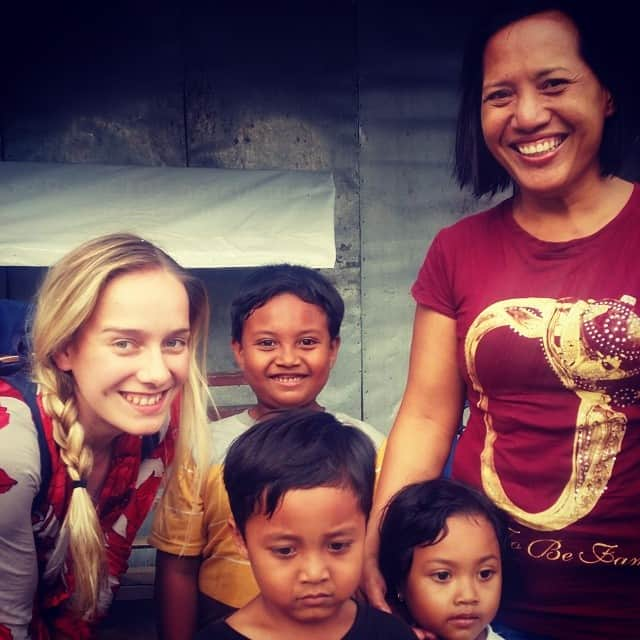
[227,517,249,559]
[231,340,245,371]
[329,336,341,368]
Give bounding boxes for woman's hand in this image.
[359,559,436,640]
[360,553,391,613]
[361,306,463,632]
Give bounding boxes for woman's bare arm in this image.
[362,305,464,610]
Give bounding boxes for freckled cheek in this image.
[89,360,132,385]
[172,354,192,385]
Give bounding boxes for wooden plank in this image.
[207,370,246,387]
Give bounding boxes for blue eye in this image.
[165,338,187,351]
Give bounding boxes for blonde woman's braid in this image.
[49,398,93,484]
[38,373,107,618]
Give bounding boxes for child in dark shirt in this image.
[195,409,415,640]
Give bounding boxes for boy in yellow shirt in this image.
[149,265,384,639]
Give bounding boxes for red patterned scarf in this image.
[30,395,177,639]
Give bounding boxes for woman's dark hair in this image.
[223,409,375,537]
[230,264,344,343]
[378,478,508,613]
[454,0,633,197]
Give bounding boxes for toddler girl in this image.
[379,478,507,640]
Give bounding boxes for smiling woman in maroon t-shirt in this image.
[363,4,640,640]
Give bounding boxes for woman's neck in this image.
[512,176,633,242]
[86,439,115,501]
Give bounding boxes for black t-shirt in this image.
[194,600,416,640]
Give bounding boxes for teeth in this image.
[124,392,162,406]
[517,137,563,156]
[273,376,302,382]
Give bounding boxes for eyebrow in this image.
[424,554,500,566]
[483,66,572,90]
[535,66,572,78]
[325,526,360,537]
[101,327,191,336]
[263,533,301,543]
[249,328,324,336]
[476,554,500,564]
[262,525,360,543]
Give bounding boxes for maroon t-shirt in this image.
[412,187,640,639]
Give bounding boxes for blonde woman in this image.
[0,233,210,639]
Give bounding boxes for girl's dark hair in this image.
[378,478,508,613]
[223,409,375,536]
[454,0,633,197]
[230,264,344,343]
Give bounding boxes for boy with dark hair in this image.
[230,263,345,347]
[195,409,414,640]
[150,265,384,639]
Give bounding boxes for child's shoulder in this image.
[345,602,416,640]
[486,625,507,640]
[332,411,385,449]
[208,410,256,464]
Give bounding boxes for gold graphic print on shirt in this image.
[465,295,640,531]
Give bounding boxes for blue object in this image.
[0,298,32,374]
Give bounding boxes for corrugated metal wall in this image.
[359,6,479,428]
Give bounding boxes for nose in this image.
[454,576,480,605]
[513,89,550,131]
[137,347,172,386]
[299,552,330,584]
[275,344,300,367]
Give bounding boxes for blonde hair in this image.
[30,232,210,618]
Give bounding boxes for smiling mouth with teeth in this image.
[515,136,565,156]
[122,392,164,406]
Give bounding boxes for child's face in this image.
[232,292,339,417]
[53,269,191,444]
[403,514,501,640]
[234,485,366,626]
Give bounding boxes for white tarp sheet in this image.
[0,161,336,268]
